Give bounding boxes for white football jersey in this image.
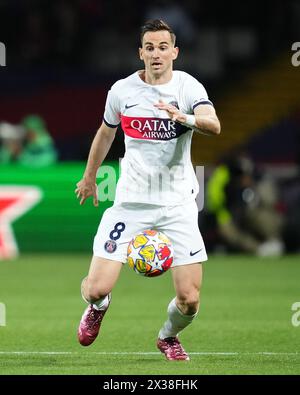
[103,70,213,205]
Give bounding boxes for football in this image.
[127,229,173,277]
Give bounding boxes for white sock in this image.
[92,294,110,311]
[158,297,198,339]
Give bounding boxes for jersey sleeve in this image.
[183,75,214,114]
[103,86,121,128]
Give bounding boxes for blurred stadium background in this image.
[1,0,300,256]
[0,0,300,375]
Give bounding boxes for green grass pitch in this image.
[0,254,299,375]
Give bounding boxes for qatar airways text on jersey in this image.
[121,116,189,140]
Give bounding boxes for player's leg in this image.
[156,201,206,360]
[78,202,129,346]
[171,262,202,315]
[78,202,159,346]
[82,255,123,304]
[157,263,202,360]
[78,256,122,346]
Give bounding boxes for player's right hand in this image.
[75,179,98,207]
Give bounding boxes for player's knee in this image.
[177,293,200,315]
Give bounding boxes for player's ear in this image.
[139,47,143,60]
[172,47,179,60]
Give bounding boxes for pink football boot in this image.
[78,294,111,346]
[157,337,190,361]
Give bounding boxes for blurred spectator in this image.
[0,122,25,162]
[0,115,58,167]
[205,153,285,256]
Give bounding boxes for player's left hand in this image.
[154,100,186,123]
[75,178,99,207]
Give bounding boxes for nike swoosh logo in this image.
[125,103,139,109]
[190,249,202,256]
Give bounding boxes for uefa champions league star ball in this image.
[127,229,173,277]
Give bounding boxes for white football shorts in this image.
[93,200,207,266]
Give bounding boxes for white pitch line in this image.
[0,351,299,356]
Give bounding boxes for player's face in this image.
[139,31,178,77]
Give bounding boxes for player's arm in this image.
[154,100,221,136]
[75,122,117,206]
[192,104,221,136]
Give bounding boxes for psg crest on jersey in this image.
[104,240,117,253]
[168,100,179,109]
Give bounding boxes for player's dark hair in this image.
[140,19,176,45]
